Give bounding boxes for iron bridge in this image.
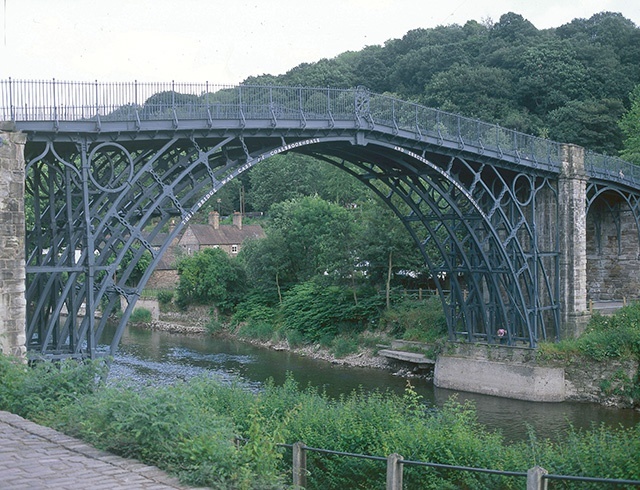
[2,80,640,360]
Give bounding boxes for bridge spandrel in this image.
[2,81,638,359]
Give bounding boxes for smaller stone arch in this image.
[586,184,640,302]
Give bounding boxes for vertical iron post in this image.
[79,138,96,358]
[8,77,14,121]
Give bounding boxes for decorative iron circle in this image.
[87,142,134,193]
[513,173,533,206]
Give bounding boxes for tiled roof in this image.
[188,223,266,246]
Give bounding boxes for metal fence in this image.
[2,78,639,189]
[281,441,640,489]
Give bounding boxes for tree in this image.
[423,63,517,122]
[515,42,589,116]
[238,231,292,302]
[490,12,539,44]
[247,154,323,211]
[175,248,246,311]
[619,84,640,164]
[548,98,624,154]
[267,196,357,284]
[354,198,426,307]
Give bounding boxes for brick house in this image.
[178,211,266,256]
[146,211,265,289]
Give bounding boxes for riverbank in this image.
[142,308,638,408]
[146,318,392,371]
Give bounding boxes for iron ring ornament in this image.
[513,173,533,206]
[87,142,134,193]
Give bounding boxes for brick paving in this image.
[0,411,207,489]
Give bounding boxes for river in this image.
[105,324,640,442]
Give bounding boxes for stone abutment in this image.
[0,127,26,359]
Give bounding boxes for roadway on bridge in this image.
[0,411,204,490]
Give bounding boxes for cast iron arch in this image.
[24,131,559,359]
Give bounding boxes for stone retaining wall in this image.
[434,343,639,406]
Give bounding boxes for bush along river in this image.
[103,322,640,443]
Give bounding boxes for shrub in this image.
[0,355,107,423]
[280,280,383,342]
[237,321,275,341]
[379,296,447,341]
[175,248,246,311]
[3,355,640,489]
[205,317,226,334]
[331,336,359,358]
[129,307,152,324]
[157,290,174,305]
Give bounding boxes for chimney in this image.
[209,211,220,229]
[233,211,243,230]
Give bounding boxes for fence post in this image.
[527,465,548,490]
[292,442,307,489]
[386,453,403,490]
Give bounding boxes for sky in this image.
[2,0,640,85]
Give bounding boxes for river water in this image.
[105,324,640,442]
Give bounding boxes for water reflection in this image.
[106,324,640,442]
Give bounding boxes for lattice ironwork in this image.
[4,81,638,359]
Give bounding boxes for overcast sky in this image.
[2,0,639,85]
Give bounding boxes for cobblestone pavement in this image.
[0,411,207,489]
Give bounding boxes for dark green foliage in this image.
[242,11,640,158]
[547,98,625,154]
[268,196,356,282]
[156,289,174,305]
[280,280,384,342]
[379,296,448,342]
[2,356,640,489]
[620,84,640,164]
[129,307,152,324]
[175,247,246,311]
[117,247,152,287]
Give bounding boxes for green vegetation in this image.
[175,247,246,311]
[173,193,445,351]
[129,307,152,324]
[619,84,640,164]
[156,289,174,305]
[1,355,639,489]
[243,12,640,158]
[538,302,640,362]
[537,302,640,403]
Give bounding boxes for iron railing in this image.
[2,78,639,189]
[274,440,640,489]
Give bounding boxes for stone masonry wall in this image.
[558,144,590,338]
[0,129,26,358]
[587,204,640,301]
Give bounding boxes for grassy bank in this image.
[1,354,639,489]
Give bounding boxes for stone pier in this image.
[0,127,26,359]
[558,144,590,338]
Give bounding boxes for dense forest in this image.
[243,11,640,158]
[172,10,640,348]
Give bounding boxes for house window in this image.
[231,244,238,254]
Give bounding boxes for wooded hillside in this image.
[244,11,640,156]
